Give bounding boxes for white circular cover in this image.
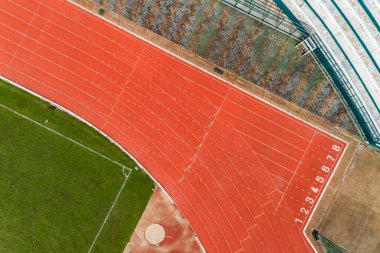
[144,223,165,245]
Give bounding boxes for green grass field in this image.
[320,236,348,253]
[0,79,154,253]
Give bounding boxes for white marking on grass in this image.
[0,100,135,251]
[87,167,131,253]
[0,97,135,253]
[0,97,136,252]
[0,103,129,170]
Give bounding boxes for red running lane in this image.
[0,0,347,252]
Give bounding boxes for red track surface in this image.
[0,1,346,252]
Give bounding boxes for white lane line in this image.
[184,89,231,172]
[69,0,348,146]
[9,0,42,65]
[273,131,317,214]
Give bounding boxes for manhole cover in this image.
[144,224,165,245]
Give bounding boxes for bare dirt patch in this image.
[308,144,380,252]
[124,188,202,253]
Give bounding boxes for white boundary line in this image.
[1,1,353,251]
[87,167,131,253]
[274,132,317,214]
[0,72,164,179]
[0,101,126,169]
[301,141,349,252]
[66,0,348,146]
[0,74,168,221]
[340,143,361,182]
[61,5,352,250]
[195,235,207,253]
[0,78,137,251]
[1,74,156,174]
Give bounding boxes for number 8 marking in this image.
[306,197,314,204]
[332,145,341,151]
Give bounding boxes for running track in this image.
[0,1,346,252]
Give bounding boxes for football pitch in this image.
[0,79,154,253]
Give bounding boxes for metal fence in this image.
[220,0,380,146]
[220,0,311,39]
[310,34,380,144]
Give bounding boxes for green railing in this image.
[310,34,379,145]
[220,0,380,146]
[220,0,311,39]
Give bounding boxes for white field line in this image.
[0,102,128,169]
[1,75,158,198]
[87,167,131,253]
[0,89,133,251]
[311,143,359,233]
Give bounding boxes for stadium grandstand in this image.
[271,0,380,146]
[100,0,380,147]
[95,0,360,135]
